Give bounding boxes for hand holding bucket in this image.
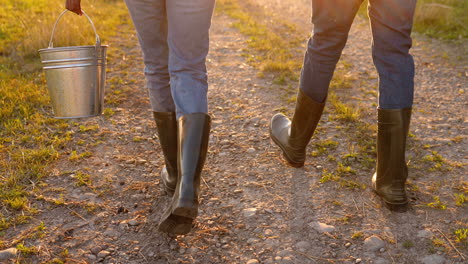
[39,10,107,119]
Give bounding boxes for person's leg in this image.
[158,0,215,235]
[300,0,363,102]
[368,0,416,211]
[270,0,362,167]
[125,0,178,195]
[124,0,175,112]
[369,0,416,109]
[166,0,215,118]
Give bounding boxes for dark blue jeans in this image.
[300,0,416,109]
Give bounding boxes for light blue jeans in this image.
[300,0,417,109]
[124,0,216,117]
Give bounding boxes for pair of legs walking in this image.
[127,0,416,235]
[271,0,416,211]
[125,0,215,234]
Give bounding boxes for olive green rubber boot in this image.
[158,113,211,235]
[153,112,178,196]
[269,89,325,167]
[372,108,412,211]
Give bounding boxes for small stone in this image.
[97,250,111,258]
[281,256,295,264]
[379,247,386,253]
[329,243,339,249]
[86,254,97,261]
[0,248,18,261]
[104,228,121,238]
[417,229,434,238]
[119,222,128,230]
[309,221,336,233]
[356,259,362,263]
[278,250,292,257]
[246,259,259,264]
[316,165,323,170]
[243,208,257,218]
[296,241,311,250]
[420,254,446,264]
[364,235,385,252]
[253,227,263,233]
[247,148,256,153]
[264,229,273,236]
[247,238,259,244]
[128,219,139,226]
[90,246,102,255]
[79,192,97,201]
[264,238,280,247]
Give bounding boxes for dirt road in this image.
[3,1,466,263]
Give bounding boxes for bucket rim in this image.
[39,45,108,53]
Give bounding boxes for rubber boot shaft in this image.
[270,89,325,167]
[153,112,178,195]
[372,108,411,211]
[158,113,211,235]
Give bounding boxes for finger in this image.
[65,0,82,15]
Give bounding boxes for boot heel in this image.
[383,200,408,212]
[158,201,198,235]
[158,214,194,235]
[173,206,198,219]
[282,153,304,168]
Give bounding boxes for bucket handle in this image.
[48,10,101,49]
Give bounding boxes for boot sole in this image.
[373,189,409,212]
[158,213,194,235]
[158,206,198,235]
[269,127,304,168]
[382,200,409,212]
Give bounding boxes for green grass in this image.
[73,171,92,187]
[426,196,447,210]
[454,228,467,243]
[402,240,414,249]
[414,0,467,39]
[358,0,467,40]
[311,139,339,157]
[0,0,129,238]
[422,151,452,171]
[216,0,303,84]
[351,231,364,240]
[454,193,466,207]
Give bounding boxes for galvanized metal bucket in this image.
[39,10,107,119]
